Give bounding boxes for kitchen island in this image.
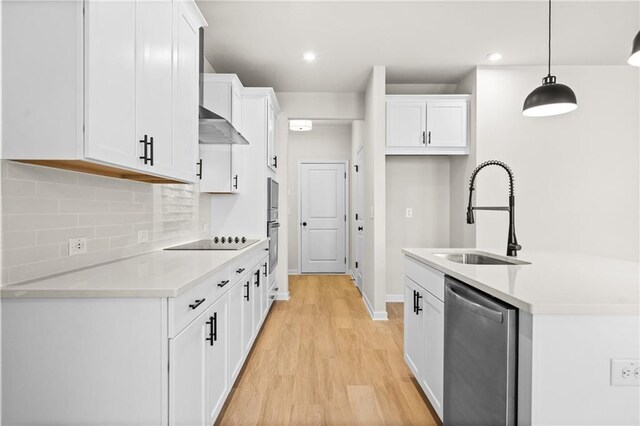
[402,248,640,425]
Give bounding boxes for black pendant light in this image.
[523,0,577,117]
[628,30,640,66]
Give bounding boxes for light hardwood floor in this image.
[216,274,439,426]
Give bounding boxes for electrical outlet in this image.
[611,359,640,386]
[138,230,149,243]
[406,208,413,218]
[68,237,87,256]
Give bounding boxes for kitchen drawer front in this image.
[404,256,445,301]
[169,266,230,337]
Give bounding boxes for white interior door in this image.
[300,163,347,274]
[355,148,364,291]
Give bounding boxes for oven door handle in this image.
[269,222,281,228]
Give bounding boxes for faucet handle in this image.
[508,243,522,252]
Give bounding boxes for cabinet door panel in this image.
[229,280,245,382]
[136,0,173,176]
[423,291,444,418]
[200,146,232,193]
[84,1,138,169]
[231,145,242,193]
[386,101,426,148]
[172,2,199,181]
[267,100,276,170]
[260,260,269,319]
[242,277,254,354]
[404,277,424,379]
[426,101,467,148]
[206,295,229,424]
[252,268,262,333]
[169,311,208,426]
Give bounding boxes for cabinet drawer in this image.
[169,266,230,337]
[404,256,445,301]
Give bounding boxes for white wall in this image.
[450,69,478,248]
[287,124,352,273]
[362,66,387,319]
[385,157,451,298]
[473,66,639,261]
[276,92,364,120]
[1,162,211,285]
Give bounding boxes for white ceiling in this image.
[197,1,640,92]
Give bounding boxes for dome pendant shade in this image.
[628,30,640,67]
[523,75,577,117]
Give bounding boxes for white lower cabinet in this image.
[403,257,445,420]
[2,246,272,426]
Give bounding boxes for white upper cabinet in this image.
[266,99,277,171]
[386,95,470,155]
[199,145,242,194]
[386,100,427,148]
[172,0,201,182]
[2,0,206,184]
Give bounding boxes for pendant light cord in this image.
[547,0,552,77]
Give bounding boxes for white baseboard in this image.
[287,269,298,275]
[386,294,404,303]
[275,291,290,301]
[362,291,388,321]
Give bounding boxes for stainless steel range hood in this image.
[199,29,249,145]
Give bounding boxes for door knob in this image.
[302,222,307,227]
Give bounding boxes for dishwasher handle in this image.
[446,285,503,323]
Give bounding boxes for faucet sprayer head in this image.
[466,207,475,224]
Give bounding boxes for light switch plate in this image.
[611,359,640,386]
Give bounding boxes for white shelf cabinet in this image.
[2,244,272,426]
[2,0,206,184]
[386,95,470,156]
[403,255,445,420]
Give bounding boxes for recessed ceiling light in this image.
[289,120,312,131]
[303,51,316,62]
[486,52,503,61]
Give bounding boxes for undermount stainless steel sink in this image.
[433,252,531,265]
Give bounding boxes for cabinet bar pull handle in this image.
[189,298,206,310]
[273,156,278,168]
[217,280,230,288]
[413,290,417,313]
[205,315,215,346]
[263,262,268,277]
[149,136,154,166]
[422,131,426,144]
[427,131,431,145]
[139,135,149,164]
[233,175,238,189]
[415,292,423,315]
[254,270,260,287]
[196,159,203,179]
[236,268,245,274]
[244,281,250,301]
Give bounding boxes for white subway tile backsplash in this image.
[60,199,110,214]
[3,198,59,214]
[3,231,36,250]
[95,224,134,239]
[1,161,211,285]
[2,180,37,197]
[36,227,96,245]
[37,182,95,200]
[4,214,78,231]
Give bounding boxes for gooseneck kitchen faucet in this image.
[466,160,522,257]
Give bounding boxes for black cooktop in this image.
[165,238,259,251]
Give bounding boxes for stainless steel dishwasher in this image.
[444,276,518,425]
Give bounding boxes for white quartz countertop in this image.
[0,239,269,298]
[402,248,640,315]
